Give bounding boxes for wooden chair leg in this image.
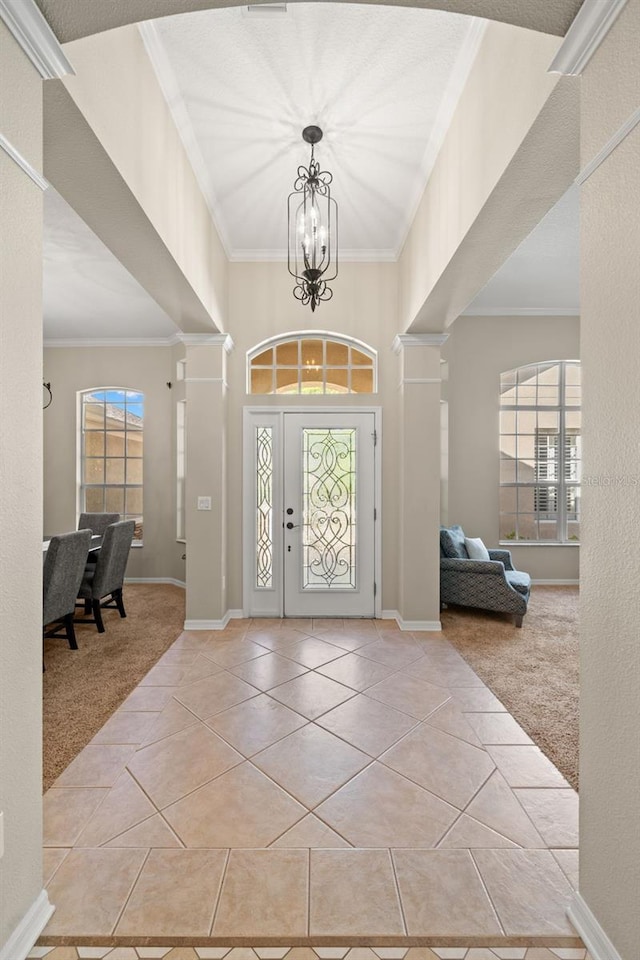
[65,613,78,649]
[515,614,524,628]
[92,599,105,633]
[114,588,126,618]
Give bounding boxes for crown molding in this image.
[392,333,449,353]
[44,337,176,348]
[0,0,74,78]
[44,332,234,350]
[576,105,640,186]
[548,0,628,76]
[461,307,580,317]
[0,133,48,190]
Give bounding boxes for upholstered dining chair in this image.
[78,512,121,536]
[76,520,135,633]
[43,529,93,650]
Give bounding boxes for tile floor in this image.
[39,619,582,951]
[28,947,593,959]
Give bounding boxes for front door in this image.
[283,413,376,617]
[244,410,377,618]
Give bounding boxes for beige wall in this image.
[43,346,185,583]
[225,262,401,614]
[0,21,46,950]
[57,25,227,332]
[444,315,580,581]
[578,0,640,955]
[399,21,564,331]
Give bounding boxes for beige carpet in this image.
[43,583,185,791]
[442,585,579,790]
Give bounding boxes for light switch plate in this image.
[197,496,212,511]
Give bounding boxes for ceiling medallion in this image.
[287,125,338,312]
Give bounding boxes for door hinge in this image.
[373,429,378,447]
[374,507,377,521]
[374,581,377,597]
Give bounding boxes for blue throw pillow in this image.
[440,525,468,559]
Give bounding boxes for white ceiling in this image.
[43,188,178,341]
[143,3,484,260]
[463,185,580,315]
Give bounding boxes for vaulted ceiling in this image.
[142,4,482,260]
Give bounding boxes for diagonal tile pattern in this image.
[27,948,588,959]
[41,618,580,947]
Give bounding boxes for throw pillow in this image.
[440,525,468,559]
[464,536,491,561]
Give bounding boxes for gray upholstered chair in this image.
[440,524,531,627]
[77,520,135,633]
[78,512,120,537]
[43,529,93,649]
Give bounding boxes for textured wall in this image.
[578,0,640,955]
[444,315,580,582]
[0,21,45,950]
[52,24,227,333]
[398,20,567,332]
[35,0,585,44]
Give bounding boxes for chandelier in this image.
[288,126,338,312]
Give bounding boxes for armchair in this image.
[440,525,531,627]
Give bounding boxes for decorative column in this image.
[183,334,233,628]
[0,3,74,952]
[393,333,448,629]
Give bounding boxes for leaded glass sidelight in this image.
[302,428,356,588]
[255,427,274,588]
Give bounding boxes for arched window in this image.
[79,388,144,542]
[500,361,581,543]
[247,332,376,395]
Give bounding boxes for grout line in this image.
[388,849,409,936]
[209,847,231,934]
[307,846,312,936]
[98,811,158,847]
[110,846,151,935]
[469,849,506,938]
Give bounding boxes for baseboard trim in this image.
[184,610,243,631]
[568,892,623,960]
[0,890,54,960]
[381,609,442,632]
[125,577,185,588]
[531,579,580,586]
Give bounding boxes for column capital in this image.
[176,333,234,353]
[392,333,449,354]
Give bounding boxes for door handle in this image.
[286,522,300,530]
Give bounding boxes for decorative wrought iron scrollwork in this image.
[303,428,356,588]
[256,427,273,588]
[287,126,338,313]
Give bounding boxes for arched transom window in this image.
[248,333,376,395]
[500,361,581,543]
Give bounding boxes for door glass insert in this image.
[302,427,356,589]
[256,426,273,588]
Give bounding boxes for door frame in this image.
[242,405,382,619]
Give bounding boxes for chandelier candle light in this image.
[288,125,338,312]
